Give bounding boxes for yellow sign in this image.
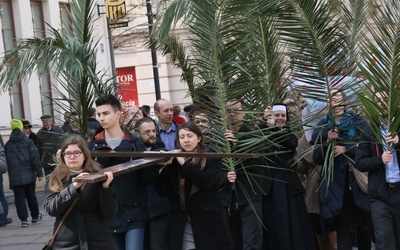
[105,0,126,20]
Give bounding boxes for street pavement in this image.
[0,189,53,250]
[0,188,375,250]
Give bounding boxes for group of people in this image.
[1,88,399,250]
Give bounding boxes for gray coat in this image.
[5,129,43,187]
[0,144,7,174]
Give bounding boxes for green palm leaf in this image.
[357,1,400,149]
[0,0,115,138]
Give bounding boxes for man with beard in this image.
[221,99,264,250]
[134,117,170,250]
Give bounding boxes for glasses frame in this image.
[63,150,83,158]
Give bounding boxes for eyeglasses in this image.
[194,119,210,124]
[63,150,82,158]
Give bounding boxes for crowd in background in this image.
[0,89,398,250]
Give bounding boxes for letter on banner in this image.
[105,0,126,20]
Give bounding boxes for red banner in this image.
[116,67,139,111]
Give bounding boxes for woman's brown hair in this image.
[48,135,102,192]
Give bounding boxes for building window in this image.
[31,1,53,116]
[1,0,25,118]
[59,3,72,34]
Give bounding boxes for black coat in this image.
[262,127,304,196]
[356,124,400,202]
[88,126,148,233]
[5,129,43,187]
[141,140,171,218]
[43,175,117,250]
[311,114,369,220]
[36,125,63,171]
[156,155,234,250]
[219,126,265,207]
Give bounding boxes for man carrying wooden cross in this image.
[88,95,147,250]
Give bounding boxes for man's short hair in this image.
[183,105,194,112]
[88,107,96,117]
[95,95,121,111]
[226,99,245,108]
[154,99,168,112]
[141,105,151,115]
[134,117,155,132]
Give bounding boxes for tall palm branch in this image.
[276,0,369,183]
[357,0,400,150]
[153,0,290,174]
[0,0,115,138]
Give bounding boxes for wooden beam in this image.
[90,151,260,158]
[73,151,261,183]
[72,157,166,183]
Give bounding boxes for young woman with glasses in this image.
[43,135,117,249]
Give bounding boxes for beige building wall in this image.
[112,0,192,115]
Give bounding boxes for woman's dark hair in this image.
[177,122,205,151]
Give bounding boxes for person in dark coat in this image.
[222,99,264,250]
[356,118,400,249]
[43,135,117,250]
[37,115,63,176]
[156,122,233,250]
[134,117,171,250]
[262,104,316,250]
[0,141,12,227]
[88,95,147,250]
[311,89,372,249]
[5,119,44,227]
[87,107,101,137]
[22,120,37,145]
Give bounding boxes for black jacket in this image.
[262,127,304,196]
[88,126,147,233]
[43,175,117,250]
[312,114,369,220]
[221,125,264,206]
[5,128,43,187]
[141,139,171,218]
[36,125,63,170]
[356,124,400,202]
[156,155,233,250]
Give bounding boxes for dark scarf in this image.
[178,147,207,210]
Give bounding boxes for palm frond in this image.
[0,0,114,139]
[357,1,400,149]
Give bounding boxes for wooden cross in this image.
[72,151,260,183]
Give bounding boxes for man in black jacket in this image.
[223,99,263,250]
[88,95,146,250]
[36,115,63,176]
[356,123,400,250]
[134,117,170,250]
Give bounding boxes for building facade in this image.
[0,0,191,139]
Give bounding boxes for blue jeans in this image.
[112,227,145,250]
[0,175,8,221]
